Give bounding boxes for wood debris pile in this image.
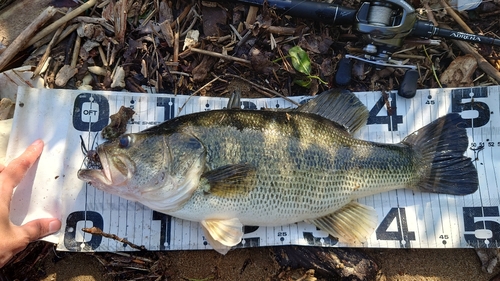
[0,0,498,99]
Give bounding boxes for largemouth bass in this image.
[77,89,478,254]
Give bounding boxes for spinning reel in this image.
[234,0,500,98]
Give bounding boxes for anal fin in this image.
[305,201,377,244]
[201,218,243,254]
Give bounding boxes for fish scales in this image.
[77,89,478,254]
[170,110,418,224]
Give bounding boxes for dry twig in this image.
[439,0,474,34]
[27,0,97,47]
[177,75,223,114]
[32,23,66,78]
[190,47,251,65]
[245,5,259,26]
[224,73,300,106]
[33,23,79,49]
[82,226,147,251]
[71,35,81,68]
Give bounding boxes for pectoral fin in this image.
[306,201,377,244]
[201,218,243,254]
[201,164,256,197]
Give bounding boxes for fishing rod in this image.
[237,0,499,45]
[230,0,500,98]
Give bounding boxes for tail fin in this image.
[402,113,478,195]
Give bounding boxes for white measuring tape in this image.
[9,86,499,251]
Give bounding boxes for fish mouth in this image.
[77,147,134,189]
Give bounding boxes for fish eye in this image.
[118,135,132,148]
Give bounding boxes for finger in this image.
[18,218,61,242]
[0,163,5,172]
[1,140,44,190]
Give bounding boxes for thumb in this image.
[20,219,61,241]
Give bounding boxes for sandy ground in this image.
[0,0,53,45]
[34,247,499,281]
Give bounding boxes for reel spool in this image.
[356,0,418,56]
[356,0,417,40]
[367,2,394,26]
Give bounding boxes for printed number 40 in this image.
[376,208,415,248]
[366,92,403,131]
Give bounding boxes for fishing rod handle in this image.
[411,20,500,47]
[235,0,358,25]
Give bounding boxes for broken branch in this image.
[27,0,97,48]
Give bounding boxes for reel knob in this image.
[397,69,419,98]
[335,58,353,86]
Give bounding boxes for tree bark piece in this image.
[440,54,477,87]
[245,6,259,26]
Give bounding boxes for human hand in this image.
[0,140,61,268]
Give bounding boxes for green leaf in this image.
[288,46,311,76]
[293,77,312,88]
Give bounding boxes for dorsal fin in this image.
[295,89,369,134]
[226,90,242,109]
